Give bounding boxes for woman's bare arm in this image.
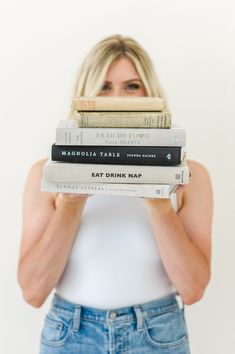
[17,159,88,308]
[144,160,213,305]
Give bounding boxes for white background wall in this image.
[0,0,233,353]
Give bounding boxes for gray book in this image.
[41,180,178,198]
[56,120,186,146]
[43,159,189,184]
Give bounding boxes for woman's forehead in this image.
[105,57,140,82]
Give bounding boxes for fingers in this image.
[65,193,91,198]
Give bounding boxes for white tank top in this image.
[55,194,177,308]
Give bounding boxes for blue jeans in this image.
[39,292,191,353]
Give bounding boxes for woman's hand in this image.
[144,185,185,214]
[55,192,92,209]
[144,197,172,215]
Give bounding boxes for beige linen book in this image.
[73,111,171,128]
[71,96,165,111]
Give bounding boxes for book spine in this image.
[71,97,164,111]
[74,112,171,128]
[43,161,189,184]
[51,144,183,166]
[56,126,186,146]
[41,179,177,198]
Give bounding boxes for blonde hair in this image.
[70,34,168,115]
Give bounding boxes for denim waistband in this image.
[51,292,183,332]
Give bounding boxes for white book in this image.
[56,120,186,146]
[41,180,178,198]
[43,159,189,184]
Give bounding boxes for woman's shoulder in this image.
[176,159,212,211]
[186,159,212,192]
[27,158,49,185]
[186,159,211,178]
[25,158,56,201]
[30,157,49,171]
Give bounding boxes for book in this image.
[56,121,186,146]
[71,96,165,112]
[43,159,189,184]
[41,180,178,198]
[73,111,171,128]
[51,144,185,166]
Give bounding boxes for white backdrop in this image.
[0,0,233,353]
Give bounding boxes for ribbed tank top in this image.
[55,194,177,308]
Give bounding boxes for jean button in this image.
[109,312,117,320]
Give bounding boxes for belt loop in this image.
[133,305,144,332]
[175,292,185,311]
[73,305,81,332]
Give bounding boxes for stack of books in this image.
[41,97,189,198]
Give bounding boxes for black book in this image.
[51,144,184,166]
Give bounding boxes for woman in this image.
[17,35,213,354]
